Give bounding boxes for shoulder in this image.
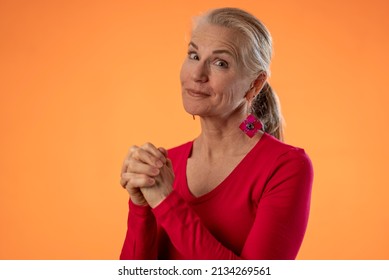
[252,134,314,200]
[259,133,313,180]
[261,133,311,163]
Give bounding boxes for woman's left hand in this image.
[140,151,175,208]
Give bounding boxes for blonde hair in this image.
[196,7,284,141]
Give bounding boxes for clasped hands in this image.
[120,143,175,208]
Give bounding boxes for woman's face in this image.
[180,23,254,119]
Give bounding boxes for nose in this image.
[191,61,209,83]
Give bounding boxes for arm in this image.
[119,200,158,260]
[119,143,167,259]
[241,149,313,259]
[151,149,313,259]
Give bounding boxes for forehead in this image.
[190,24,242,59]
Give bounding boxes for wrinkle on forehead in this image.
[190,24,245,66]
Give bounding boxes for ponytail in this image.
[252,82,284,141]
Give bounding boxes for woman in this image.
[119,7,313,260]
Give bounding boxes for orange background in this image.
[1,0,388,259]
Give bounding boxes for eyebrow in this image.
[189,41,235,58]
[189,41,199,49]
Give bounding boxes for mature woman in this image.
[119,7,313,260]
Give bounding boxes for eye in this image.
[214,60,229,68]
[188,51,199,60]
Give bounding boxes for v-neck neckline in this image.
[180,133,268,203]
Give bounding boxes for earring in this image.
[239,114,263,138]
[192,115,196,120]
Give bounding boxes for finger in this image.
[127,173,155,187]
[141,142,167,165]
[120,173,136,188]
[132,146,164,168]
[121,172,156,188]
[120,176,128,188]
[158,147,168,158]
[120,169,159,189]
[121,145,139,175]
[166,158,173,169]
[121,159,130,177]
[128,145,140,156]
[125,158,160,176]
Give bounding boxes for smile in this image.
[186,89,210,98]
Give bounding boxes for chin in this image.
[183,104,200,116]
[182,97,202,115]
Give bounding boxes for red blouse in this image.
[120,133,313,259]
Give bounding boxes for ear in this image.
[245,72,267,101]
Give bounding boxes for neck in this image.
[194,111,262,160]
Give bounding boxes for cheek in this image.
[179,61,189,85]
[219,81,249,105]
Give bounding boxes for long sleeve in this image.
[241,149,313,259]
[119,199,158,259]
[152,190,239,259]
[152,149,313,259]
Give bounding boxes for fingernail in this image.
[156,160,163,168]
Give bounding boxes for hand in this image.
[140,155,175,208]
[120,142,167,206]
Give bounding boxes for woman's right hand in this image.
[120,143,167,206]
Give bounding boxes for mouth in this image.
[186,89,210,98]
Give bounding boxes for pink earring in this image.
[239,114,263,138]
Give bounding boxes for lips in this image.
[186,89,210,98]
